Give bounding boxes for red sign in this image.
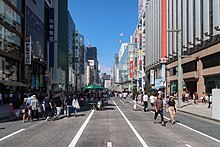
[130,61,133,78]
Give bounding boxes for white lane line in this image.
[133,101,220,144]
[0,129,25,142]
[107,141,112,147]
[185,144,192,147]
[177,122,220,143]
[68,110,95,147]
[113,101,148,147]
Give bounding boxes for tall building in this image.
[0,0,27,93]
[68,12,75,92]
[86,47,98,84]
[141,0,220,97]
[166,0,220,95]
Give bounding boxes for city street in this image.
[0,97,220,147]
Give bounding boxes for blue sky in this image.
[68,0,138,74]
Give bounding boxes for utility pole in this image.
[167,29,182,108]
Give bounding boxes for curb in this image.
[179,109,220,122]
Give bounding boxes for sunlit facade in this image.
[166,0,220,96]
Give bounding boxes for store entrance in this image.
[185,80,197,98]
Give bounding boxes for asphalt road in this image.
[0,97,220,147]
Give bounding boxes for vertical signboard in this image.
[24,36,31,65]
[49,8,54,67]
[150,70,155,85]
[130,61,133,78]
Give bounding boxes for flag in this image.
[120,33,123,36]
[117,40,121,43]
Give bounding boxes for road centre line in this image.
[0,129,25,142]
[113,101,149,147]
[68,110,95,147]
[132,101,220,144]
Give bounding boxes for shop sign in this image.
[24,36,31,65]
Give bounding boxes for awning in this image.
[0,80,29,87]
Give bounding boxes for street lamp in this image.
[167,29,182,108]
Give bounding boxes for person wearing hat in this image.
[167,96,177,124]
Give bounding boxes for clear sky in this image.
[68,0,138,74]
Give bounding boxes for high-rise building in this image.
[0,0,27,93]
[86,47,98,84]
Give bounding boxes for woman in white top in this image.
[72,97,80,117]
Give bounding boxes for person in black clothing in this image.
[167,96,177,124]
[43,94,52,120]
[65,95,73,117]
[55,96,62,118]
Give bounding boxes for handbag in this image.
[22,109,25,113]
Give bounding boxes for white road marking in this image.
[0,129,25,142]
[185,144,192,147]
[133,101,220,144]
[107,141,112,147]
[113,101,149,147]
[68,110,95,147]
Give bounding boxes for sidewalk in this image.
[178,101,220,122]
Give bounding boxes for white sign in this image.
[150,70,155,85]
[24,36,31,65]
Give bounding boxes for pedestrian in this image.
[72,96,80,117]
[143,92,148,112]
[65,95,73,117]
[0,92,3,105]
[55,96,62,118]
[20,98,28,123]
[29,95,39,120]
[9,101,14,119]
[43,94,52,121]
[193,92,198,104]
[167,96,177,124]
[149,94,156,110]
[208,93,212,108]
[153,93,165,126]
[201,92,206,103]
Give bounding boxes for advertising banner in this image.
[24,36,31,65]
[130,61,133,78]
[150,70,155,85]
[49,8,54,67]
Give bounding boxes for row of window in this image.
[0,0,22,33]
[0,25,21,52]
[169,51,220,76]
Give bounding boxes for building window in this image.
[0,56,18,81]
[182,61,197,73]
[201,52,220,69]
[169,67,177,76]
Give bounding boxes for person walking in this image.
[149,94,156,110]
[167,96,177,124]
[30,95,39,120]
[55,96,62,118]
[72,96,80,117]
[143,92,148,112]
[153,93,165,126]
[65,95,73,117]
[43,94,52,121]
[208,93,212,108]
[20,98,28,123]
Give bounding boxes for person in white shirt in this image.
[143,92,149,112]
[149,94,157,109]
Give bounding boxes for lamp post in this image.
[167,29,182,108]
